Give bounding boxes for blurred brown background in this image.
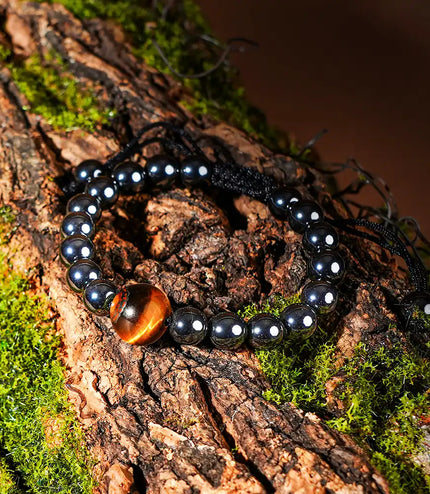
[197,0,430,235]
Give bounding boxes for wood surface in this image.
[0,1,411,492]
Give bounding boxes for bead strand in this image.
[60,152,346,350]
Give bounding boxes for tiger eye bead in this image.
[110,283,172,345]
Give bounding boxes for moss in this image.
[0,207,16,246]
[239,294,338,412]
[0,457,22,494]
[32,0,288,150]
[1,48,115,131]
[0,214,95,493]
[242,290,430,494]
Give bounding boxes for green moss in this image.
[0,207,16,246]
[242,291,430,494]
[0,214,95,493]
[239,294,337,412]
[2,49,115,131]
[32,0,287,150]
[0,457,22,494]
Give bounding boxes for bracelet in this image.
[58,123,428,351]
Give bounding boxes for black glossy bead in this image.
[269,187,302,219]
[169,307,208,345]
[301,281,338,314]
[248,313,286,348]
[60,234,95,267]
[74,159,103,183]
[67,193,102,222]
[146,154,179,187]
[61,211,95,239]
[83,279,117,315]
[303,221,339,254]
[180,156,212,186]
[112,161,146,194]
[308,251,345,284]
[67,259,101,292]
[85,176,119,208]
[289,200,324,233]
[209,312,248,350]
[280,303,318,340]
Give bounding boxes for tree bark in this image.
[0,1,410,492]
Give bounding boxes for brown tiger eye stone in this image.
[110,283,172,345]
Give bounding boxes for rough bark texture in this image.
[0,1,412,492]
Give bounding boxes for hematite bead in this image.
[209,312,248,350]
[169,307,208,345]
[84,279,117,315]
[180,156,212,186]
[280,303,318,340]
[301,281,338,314]
[146,154,179,187]
[85,176,119,208]
[60,234,94,267]
[248,313,286,348]
[303,222,339,254]
[110,283,172,345]
[308,251,345,284]
[269,187,302,219]
[67,193,102,222]
[61,211,95,239]
[289,200,323,233]
[74,159,103,183]
[112,161,146,194]
[67,259,101,292]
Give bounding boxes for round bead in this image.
[303,221,339,254]
[83,279,117,315]
[209,312,248,350]
[301,281,339,314]
[269,187,302,219]
[280,303,318,340]
[146,154,179,187]
[60,234,95,267]
[61,211,95,239]
[308,251,346,284]
[74,159,103,183]
[248,313,286,348]
[67,259,101,292]
[289,200,324,233]
[169,307,208,345]
[112,161,146,194]
[180,156,213,186]
[110,283,172,345]
[67,193,102,222]
[85,176,119,208]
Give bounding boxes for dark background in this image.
[197,0,430,235]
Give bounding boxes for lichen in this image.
[241,294,430,493]
[0,211,95,493]
[0,48,115,131]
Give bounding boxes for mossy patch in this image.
[241,297,430,493]
[32,0,287,150]
[0,212,95,493]
[0,457,22,494]
[0,47,115,131]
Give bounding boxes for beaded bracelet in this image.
[59,124,428,351]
